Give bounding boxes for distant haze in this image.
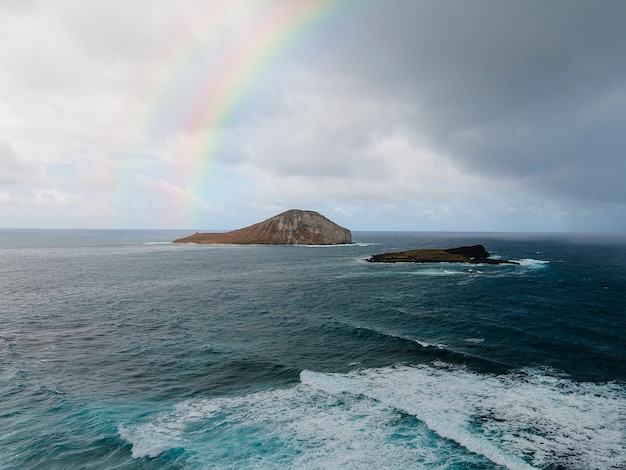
[1,0,625,232]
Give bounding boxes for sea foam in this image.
[119,382,468,468]
[119,364,625,469]
[302,365,626,469]
[516,258,550,268]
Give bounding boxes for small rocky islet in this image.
[367,244,519,265]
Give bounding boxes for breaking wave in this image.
[120,364,625,469]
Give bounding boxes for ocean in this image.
[1,230,625,469]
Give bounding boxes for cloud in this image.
[0,0,625,230]
[31,188,83,208]
[0,142,47,186]
[295,0,626,205]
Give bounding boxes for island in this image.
[173,209,352,245]
[367,244,519,264]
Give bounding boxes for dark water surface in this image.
[1,230,625,469]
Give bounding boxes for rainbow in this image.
[114,0,357,227]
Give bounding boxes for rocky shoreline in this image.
[367,244,519,264]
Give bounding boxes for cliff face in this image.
[173,209,352,245]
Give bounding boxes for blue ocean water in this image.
[1,230,625,469]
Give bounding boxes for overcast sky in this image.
[1,0,625,232]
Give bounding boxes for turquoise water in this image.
[1,230,625,469]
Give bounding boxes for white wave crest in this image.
[119,384,460,468]
[515,258,550,268]
[119,365,625,469]
[301,365,626,470]
[118,423,181,459]
[407,267,464,276]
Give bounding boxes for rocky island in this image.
[173,209,352,245]
[367,244,518,264]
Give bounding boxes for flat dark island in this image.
[367,244,519,265]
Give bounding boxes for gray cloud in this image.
[295,0,626,204]
[0,142,46,186]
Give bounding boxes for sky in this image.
[1,0,625,232]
